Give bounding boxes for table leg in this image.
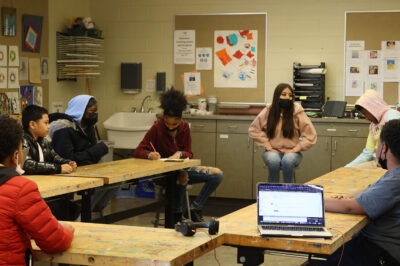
[79,189,93,222]
[165,172,177,228]
[237,246,265,266]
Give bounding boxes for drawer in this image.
[314,123,369,137]
[186,119,216,132]
[217,120,252,134]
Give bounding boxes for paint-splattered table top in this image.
[308,167,386,195]
[32,222,223,265]
[66,158,201,184]
[219,167,385,255]
[24,175,104,198]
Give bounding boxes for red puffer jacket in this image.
[0,169,73,265]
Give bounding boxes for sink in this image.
[103,112,157,149]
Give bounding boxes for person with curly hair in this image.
[134,88,223,223]
[0,115,74,265]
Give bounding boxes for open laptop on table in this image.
[257,183,332,238]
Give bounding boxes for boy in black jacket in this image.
[22,105,77,174]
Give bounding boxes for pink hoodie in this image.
[355,89,392,134]
[248,102,317,153]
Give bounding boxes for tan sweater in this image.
[248,103,317,153]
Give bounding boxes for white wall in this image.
[48,0,91,111]
[50,0,400,137]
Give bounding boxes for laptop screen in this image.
[257,183,325,226]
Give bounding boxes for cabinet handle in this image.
[228,125,238,129]
[334,140,337,151]
[193,124,205,127]
[326,128,336,132]
[348,129,358,132]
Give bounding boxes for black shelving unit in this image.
[293,62,326,113]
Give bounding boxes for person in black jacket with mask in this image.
[22,105,77,175]
[49,95,113,216]
[49,95,108,166]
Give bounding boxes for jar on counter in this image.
[208,96,217,114]
[198,98,207,111]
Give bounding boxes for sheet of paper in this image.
[184,72,201,95]
[8,45,19,67]
[8,67,19,88]
[174,30,195,64]
[5,91,20,114]
[41,57,48,79]
[29,58,41,83]
[196,47,212,70]
[19,57,29,80]
[0,45,7,66]
[158,158,185,162]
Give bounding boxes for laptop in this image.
[257,183,332,238]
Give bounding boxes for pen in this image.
[149,141,157,153]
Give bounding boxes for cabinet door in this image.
[331,137,367,170]
[296,136,331,184]
[216,133,253,199]
[252,144,267,199]
[189,132,216,195]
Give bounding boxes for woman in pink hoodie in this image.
[249,83,317,182]
[345,89,400,167]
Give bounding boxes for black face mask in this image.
[378,146,388,170]
[165,125,180,132]
[278,99,292,109]
[86,113,98,126]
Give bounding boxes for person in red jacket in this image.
[134,89,223,223]
[0,115,74,266]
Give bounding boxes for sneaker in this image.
[184,209,204,222]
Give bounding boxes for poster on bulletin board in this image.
[214,30,258,88]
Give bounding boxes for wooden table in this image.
[219,167,386,265]
[24,175,104,198]
[65,158,201,226]
[68,158,201,184]
[33,222,222,266]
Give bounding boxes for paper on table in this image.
[299,68,326,74]
[158,158,186,162]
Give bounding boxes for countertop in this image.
[183,114,370,124]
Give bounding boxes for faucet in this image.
[131,107,137,112]
[148,107,153,113]
[140,96,152,112]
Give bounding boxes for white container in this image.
[208,96,217,114]
[103,112,157,149]
[198,98,207,111]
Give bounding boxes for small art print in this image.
[22,15,43,53]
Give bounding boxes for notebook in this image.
[257,183,332,238]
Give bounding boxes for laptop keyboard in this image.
[262,226,324,232]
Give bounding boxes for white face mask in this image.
[15,154,25,175]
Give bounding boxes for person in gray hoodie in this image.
[49,95,113,216]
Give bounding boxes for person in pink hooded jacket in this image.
[345,89,400,167]
[249,83,317,183]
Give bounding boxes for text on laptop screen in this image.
[258,184,324,226]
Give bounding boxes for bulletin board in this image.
[174,13,267,104]
[0,0,49,112]
[345,11,400,105]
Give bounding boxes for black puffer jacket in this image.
[23,132,71,174]
[49,113,108,166]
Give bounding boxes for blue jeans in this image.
[175,166,223,213]
[262,151,302,183]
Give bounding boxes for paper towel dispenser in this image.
[121,63,142,93]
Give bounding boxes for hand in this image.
[168,152,181,159]
[149,152,161,160]
[61,164,74,174]
[69,161,77,171]
[60,222,75,233]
